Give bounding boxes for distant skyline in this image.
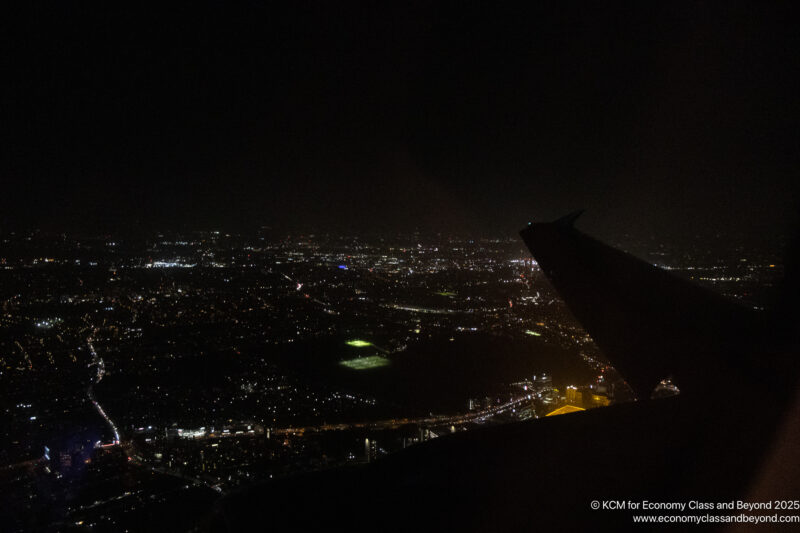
[3,2,799,243]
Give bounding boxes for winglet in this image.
[554,209,585,227]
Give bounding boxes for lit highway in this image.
[176,393,539,442]
[87,333,120,445]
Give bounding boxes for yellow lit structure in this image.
[591,394,611,407]
[545,405,585,417]
[565,385,582,407]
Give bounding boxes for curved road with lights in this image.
[87,333,120,445]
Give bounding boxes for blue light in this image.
[338,265,348,270]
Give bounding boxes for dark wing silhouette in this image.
[519,211,764,398]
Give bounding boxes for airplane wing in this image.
[520,211,764,398]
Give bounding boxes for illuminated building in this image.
[590,394,610,407]
[565,386,582,407]
[364,438,378,463]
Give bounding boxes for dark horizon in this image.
[3,2,800,242]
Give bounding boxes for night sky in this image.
[3,2,799,240]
